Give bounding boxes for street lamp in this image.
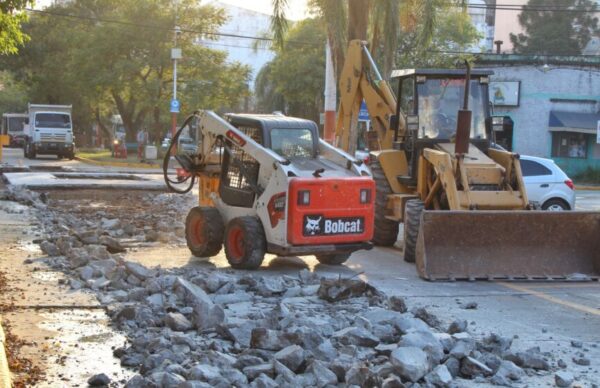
[170,1,182,155]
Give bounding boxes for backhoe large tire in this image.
[316,253,351,265]
[224,216,266,270]
[403,199,425,263]
[370,158,399,246]
[185,207,224,257]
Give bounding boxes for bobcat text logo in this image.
[304,216,322,235]
[303,215,364,236]
[324,219,362,234]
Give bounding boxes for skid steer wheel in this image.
[315,253,351,265]
[370,158,399,246]
[185,207,224,257]
[224,216,266,270]
[403,199,425,263]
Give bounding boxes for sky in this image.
[215,0,310,20]
[36,0,312,20]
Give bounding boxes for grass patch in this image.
[76,149,160,166]
[573,167,600,185]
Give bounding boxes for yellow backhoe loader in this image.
[335,40,600,281]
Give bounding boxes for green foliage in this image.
[2,0,250,143]
[0,71,27,113]
[510,0,599,55]
[395,7,481,69]
[256,18,326,123]
[0,0,33,55]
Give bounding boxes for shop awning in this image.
[548,110,600,134]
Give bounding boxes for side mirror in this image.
[406,114,419,132]
[24,118,29,124]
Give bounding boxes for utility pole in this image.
[170,0,181,155]
[323,41,336,143]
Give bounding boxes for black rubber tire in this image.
[316,253,351,265]
[224,216,266,270]
[542,198,570,211]
[28,142,36,159]
[370,157,400,246]
[403,199,425,263]
[68,151,75,160]
[185,207,224,257]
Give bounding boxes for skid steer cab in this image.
[165,111,374,270]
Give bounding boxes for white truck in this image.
[24,104,75,159]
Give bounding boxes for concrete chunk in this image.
[390,346,430,382]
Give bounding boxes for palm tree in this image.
[271,0,444,80]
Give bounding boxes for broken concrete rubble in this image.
[22,187,574,388]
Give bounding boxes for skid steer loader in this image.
[335,40,600,280]
[163,110,375,270]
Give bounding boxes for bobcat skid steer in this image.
[164,110,374,270]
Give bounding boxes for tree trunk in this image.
[347,0,370,41]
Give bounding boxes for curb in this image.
[0,318,11,388]
[75,156,160,170]
[575,185,600,191]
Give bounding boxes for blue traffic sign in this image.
[170,99,180,113]
[358,101,369,121]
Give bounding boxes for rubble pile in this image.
[18,187,591,387]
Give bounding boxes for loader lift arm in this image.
[335,40,402,154]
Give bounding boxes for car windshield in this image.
[417,78,487,140]
[35,113,71,129]
[270,128,314,158]
[8,117,27,132]
[179,138,194,144]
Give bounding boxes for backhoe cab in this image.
[390,69,498,185]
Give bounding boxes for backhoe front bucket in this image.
[416,211,600,281]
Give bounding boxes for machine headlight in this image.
[360,188,371,204]
[297,190,310,206]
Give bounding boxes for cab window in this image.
[270,128,314,158]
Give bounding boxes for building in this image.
[201,1,275,87]
[479,54,600,176]
[466,0,496,52]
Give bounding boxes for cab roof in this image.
[391,68,494,79]
[226,113,317,131]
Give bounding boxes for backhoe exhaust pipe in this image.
[455,61,472,154]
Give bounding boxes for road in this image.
[2,146,600,386]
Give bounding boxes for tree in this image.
[3,0,251,143]
[510,0,599,55]
[0,71,27,113]
[256,18,327,123]
[0,0,33,55]
[395,7,481,69]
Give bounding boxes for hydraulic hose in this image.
[163,111,199,194]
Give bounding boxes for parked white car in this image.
[520,155,575,210]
